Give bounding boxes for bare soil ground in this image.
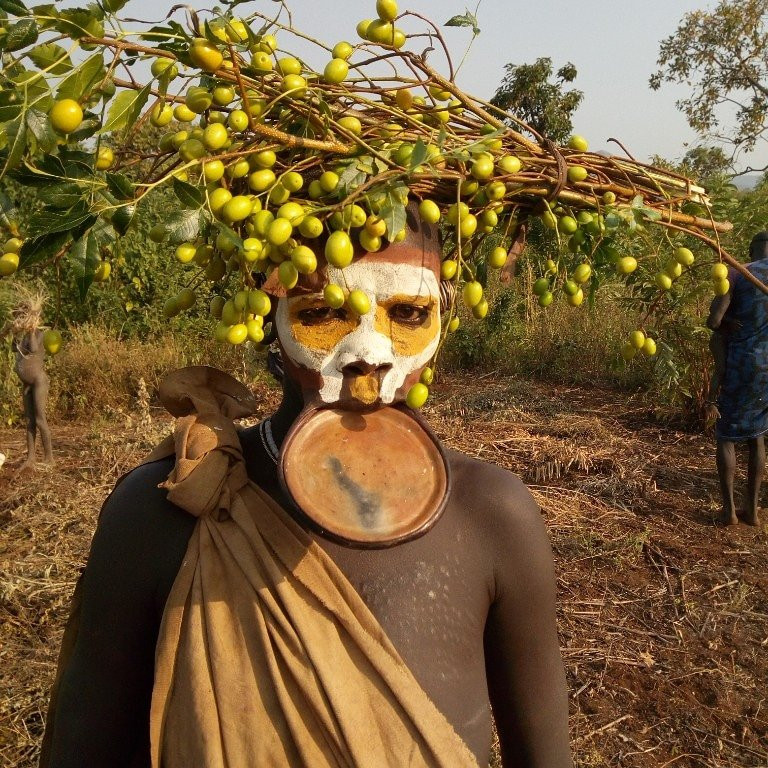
[1,373,767,767]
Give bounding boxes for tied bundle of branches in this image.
[0,0,746,378]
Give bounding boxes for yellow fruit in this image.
[50,99,83,134]
[674,247,695,267]
[93,261,111,281]
[203,159,225,183]
[621,343,637,361]
[291,245,317,274]
[440,259,457,280]
[471,156,494,180]
[325,230,354,267]
[359,230,382,252]
[498,155,522,174]
[267,217,294,245]
[252,149,277,168]
[573,263,592,284]
[42,329,62,355]
[711,263,728,280]
[459,214,478,239]
[0,252,19,276]
[472,298,489,319]
[337,115,362,135]
[281,74,307,96]
[538,291,554,308]
[406,382,429,409]
[248,168,276,192]
[151,58,178,79]
[251,50,273,72]
[277,56,302,75]
[643,338,657,356]
[488,247,507,269]
[347,289,371,315]
[189,38,223,72]
[376,0,398,21]
[602,191,616,205]
[299,216,324,239]
[163,297,180,318]
[324,283,345,308]
[447,317,460,333]
[319,170,340,192]
[419,199,441,224]
[227,323,248,345]
[323,58,349,84]
[151,103,173,127]
[228,110,249,132]
[186,86,213,113]
[259,34,277,53]
[558,215,578,234]
[420,367,434,385]
[665,261,683,279]
[655,272,673,290]
[356,19,373,38]
[246,319,264,344]
[251,210,275,237]
[366,19,394,44]
[333,41,354,60]
[567,288,584,306]
[177,287,196,310]
[462,280,483,308]
[209,187,232,216]
[173,104,196,123]
[3,237,22,254]
[179,139,205,161]
[713,278,730,296]
[568,135,589,152]
[630,330,646,349]
[95,147,114,170]
[202,123,229,151]
[248,290,271,316]
[567,165,588,183]
[617,256,638,275]
[282,171,304,193]
[175,242,197,263]
[279,260,299,289]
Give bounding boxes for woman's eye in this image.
[298,306,347,324]
[389,304,429,324]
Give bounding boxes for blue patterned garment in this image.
[717,258,768,441]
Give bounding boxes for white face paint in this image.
[277,261,440,405]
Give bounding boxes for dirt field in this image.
[1,373,767,767]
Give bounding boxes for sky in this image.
[62,0,768,173]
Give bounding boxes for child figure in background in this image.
[2,290,53,469]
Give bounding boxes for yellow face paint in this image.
[349,374,380,404]
[287,297,358,354]
[374,295,439,357]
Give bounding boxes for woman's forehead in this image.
[325,260,440,299]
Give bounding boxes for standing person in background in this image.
[1,289,54,469]
[707,231,768,526]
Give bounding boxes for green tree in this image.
[490,58,583,143]
[650,0,768,156]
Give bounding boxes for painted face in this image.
[276,241,441,408]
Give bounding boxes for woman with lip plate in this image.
[42,207,572,768]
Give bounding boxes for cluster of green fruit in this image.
[0,0,738,402]
[0,235,22,278]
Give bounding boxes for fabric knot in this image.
[150,366,259,519]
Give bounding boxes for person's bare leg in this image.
[742,436,764,526]
[715,439,738,525]
[22,384,37,468]
[34,376,53,464]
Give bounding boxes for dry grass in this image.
[2,371,768,767]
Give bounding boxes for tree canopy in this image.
[650,0,768,160]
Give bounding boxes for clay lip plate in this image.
[279,406,450,548]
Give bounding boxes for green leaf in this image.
[338,162,367,196]
[69,229,99,300]
[3,18,38,52]
[0,90,23,122]
[409,139,428,169]
[55,7,103,39]
[444,11,480,36]
[25,108,56,153]
[2,119,27,176]
[165,208,203,245]
[0,190,19,230]
[18,230,69,268]
[173,177,205,208]
[56,52,104,101]
[30,4,58,30]
[379,189,407,239]
[105,172,134,199]
[0,0,29,15]
[37,182,83,209]
[26,200,92,238]
[101,84,150,133]
[27,42,71,75]
[68,115,101,142]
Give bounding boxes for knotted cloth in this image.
[44,366,480,768]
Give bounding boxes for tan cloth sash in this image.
[147,367,480,768]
